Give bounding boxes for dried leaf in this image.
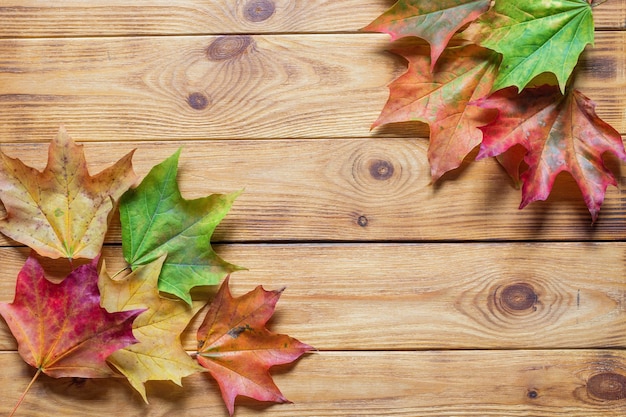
[197,277,313,415]
[0,127,136,260]
[99,256,206,402]
[373,44,499,180]
[474,85,626,220]
[0,254,142,378]
[364,0,490,69]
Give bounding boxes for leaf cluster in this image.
[365,0,625,221]
[0,128,312,416]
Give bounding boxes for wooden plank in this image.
[0,139,623,243]
[0,34,395,140]
[0,0,386,37]
[0,243,623,351]
[1,32,625,141]
[1,350,625,416]
[0,0,623,37]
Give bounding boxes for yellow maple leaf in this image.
[98,255,205,402]
[0,126,136,259]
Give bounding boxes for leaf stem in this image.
[8,367,42,417]
[110,266,131,279]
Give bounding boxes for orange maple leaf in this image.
[197,276,313,415]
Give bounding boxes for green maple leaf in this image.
[465,0,594,93]
[120,149,242,304]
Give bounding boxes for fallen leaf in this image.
[465,0,594,93]
[0,127,136,260]
[363,0,490,69]
[98,255,206,402]
[495,144,527,189]
[119,149,242,304]
[197,276,313,416]
[0,254,142,378]
[372,43,499,180]
[474,85,626,221]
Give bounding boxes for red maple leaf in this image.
[372,43,500,180]
[473,85,626,221]
[0,254,143,378]
[0,254,143,415]
[196,276,313,415]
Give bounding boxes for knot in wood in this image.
[587,373,626,401]
[368,159,394,181]
[500,283,537,311]
[206,35,253,61]
[244,0,275,22]
[187,92,209,110]
[357,215,368,227]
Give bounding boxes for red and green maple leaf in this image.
[0,127,136,260]
[364,0,490,69]
[0,254,143,415]
[372,43,500,180]
[473,85,626,221]
[197,276,313,416]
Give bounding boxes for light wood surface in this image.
[1,350,625,416]
[0,0,623,36]
[1,1,626,416]
[1,32,625,141]
[0,140,622,243]
[0,243,624,351]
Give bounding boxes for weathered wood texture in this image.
[0,0,623,36]
[0,140,622,243]
[1,350,626,416]
[0,243,624,351]
[1,32,625,140]
[1,1,626,416]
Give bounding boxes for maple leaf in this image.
[363,0,491,70]
[495,144,527,189]
[120,149,242,305]
[98,255,206,402]
[465,0,594,93]
[372,43,500,180]
[473,85,626,221]
[197,276,313,416]
[0,254,143,415]
[0,127,136,260]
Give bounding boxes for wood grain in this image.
[0,0,623,37]
[1,350,625,416]
[2,2,625,416]
[0,139,623,243]
[0,243,623,351]
[1,32,625,141]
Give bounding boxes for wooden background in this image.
[1,1,626,415]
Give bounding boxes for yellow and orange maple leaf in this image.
[0,127,136,260]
